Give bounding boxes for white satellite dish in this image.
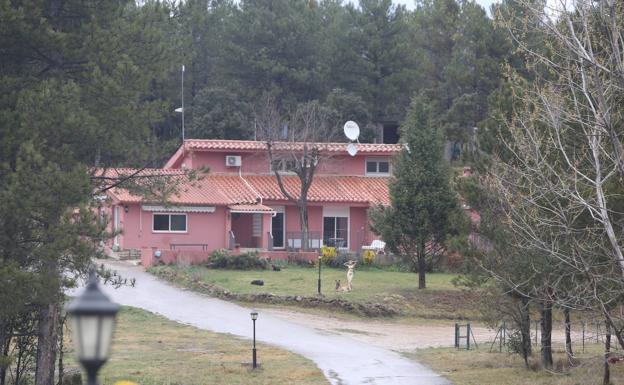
[347,142,358,157]
[344,121,360,141]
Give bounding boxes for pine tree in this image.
[370,98,459,289]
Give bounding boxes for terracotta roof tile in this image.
[183,139,402,154]
[106,169,390,207]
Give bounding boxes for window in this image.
[153,213,187,232]
[271,159,297,173]
[366,158,391,175]
[323,217,349,248]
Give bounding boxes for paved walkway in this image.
[75,261,449,385]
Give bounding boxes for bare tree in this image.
[486,0,624,362]
[255,98,337,250]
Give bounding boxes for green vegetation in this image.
[411,345,624,385]
[69,306,328,385]
[149,265,478,320]
[370,98,467,289]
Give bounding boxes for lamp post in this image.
[66,270,120,385]
[250,310,258,368]
[317,255,322,295]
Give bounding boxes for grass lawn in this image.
[149,265,478,319]
[410,345,624,385]
[66,306,328,385]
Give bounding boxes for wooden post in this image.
[467,323,471,351]
[582,321,585,353]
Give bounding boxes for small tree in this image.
[370,98,458,289]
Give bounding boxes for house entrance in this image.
[231,213,262,248]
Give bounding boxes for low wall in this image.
[140,248,320,267]
[258,250,319,262]
[141,248,212,268]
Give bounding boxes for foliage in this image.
[189,87,252,140]
[0,1,178,382]
[362,250,376,265]
[320,246,337,265]
[206,250,268,270]
[370,98,463,289]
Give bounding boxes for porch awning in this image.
[141,205,216,213]
[228,203,275,214]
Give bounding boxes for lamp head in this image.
[66,270,120,365]
[250,311,258,321]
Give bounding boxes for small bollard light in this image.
[66,270,120,385]
[317,255,322,295]
[250,310,258,368]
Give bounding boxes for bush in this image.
[320,246,336,265]
[362,250,376,265]
[206,249,268,270]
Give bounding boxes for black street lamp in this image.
[317,255,322,295]
[250,310,258,369]
[66,270,120,385]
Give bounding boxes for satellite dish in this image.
[347,143,358,157]
[344,121,360,141]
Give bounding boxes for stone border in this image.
[150,268,400,317]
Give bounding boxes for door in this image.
[272,212,285,249]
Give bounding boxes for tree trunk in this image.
[417,240,426,289]
[604,320,611,385]
[0,320,9,385]
[564,308,573,365]
[35,303,59,385]
[540,301,553,369]
[57,315,65,385]
[520,297,532,367]
[299,202,309,251]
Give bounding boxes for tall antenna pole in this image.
[181,64,185,142]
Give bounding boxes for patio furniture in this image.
[362,239,386,254]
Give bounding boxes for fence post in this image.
[467,323,471,351]
[455,323,459,348]
[582,321,585,353]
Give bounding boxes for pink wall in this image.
[349,207,378,251]
[120,204,227,252]
[172,150,394,177]
[141,248,212,267]
[182,151,270,174]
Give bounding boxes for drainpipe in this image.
[238,166,263,205]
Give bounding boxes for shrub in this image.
[320,246,337,265]
[362,250,376,265]
[206,250,268,270]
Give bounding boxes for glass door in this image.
[272,212,285,248]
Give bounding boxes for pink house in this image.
[102,139,402,265]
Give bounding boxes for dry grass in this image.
[410,344,624,385]
[66,306,328,385]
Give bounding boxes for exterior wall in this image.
[120,205,227,252]
[183,151,269,174]
[171,149,394,177]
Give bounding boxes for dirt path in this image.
[260,308,579,354]
[260,308,497,352]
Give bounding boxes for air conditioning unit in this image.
[225,155,242,167]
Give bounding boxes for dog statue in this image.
[335,279,350,292]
